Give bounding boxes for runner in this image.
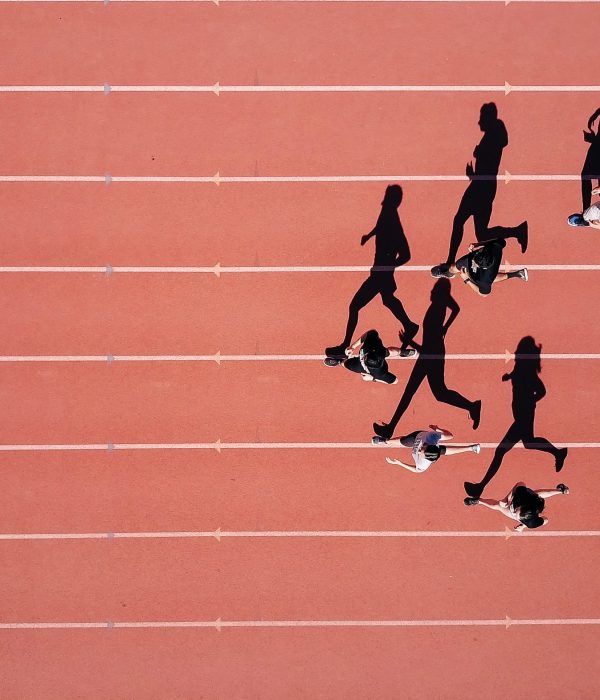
[326,329,415,384]
[433,239,527,296]
[374,424,479,473]
[430,103,528,276]
[464,482,570,531]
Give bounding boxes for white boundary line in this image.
[1,264,600,274]
[0,528,598,541]
[1,83,600,94]
[1,617,599,631]
[0,441,597,452]
[0,352,598,363]
[1,0,599,5]
[0,173,587,184]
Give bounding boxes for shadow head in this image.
[382,184,403,208]
[478,102,498,132]
[514,335,542,373]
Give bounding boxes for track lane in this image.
[0,447,594,533]
[0,626,597,700]
[0,537,597,621]
[0,181,597,267]
[0,272,596,354]
[0,6,598,86]
[0,93,597,175]
[0,359,596,444]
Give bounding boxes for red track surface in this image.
[0,3,599,699]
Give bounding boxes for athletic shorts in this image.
[343,357,396,384]
[399,430,422,447]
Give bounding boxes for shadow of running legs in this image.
[326,185,418,358]
[464,336,567,498]
[372,279,480,440]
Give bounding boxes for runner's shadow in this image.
[325,185,418,356]
[372,279,480,440]
[464,336,567,499]
[581,107,600,210]
[440,103,527,266]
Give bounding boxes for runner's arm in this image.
[385,457,419,473]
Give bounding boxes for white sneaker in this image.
[472,444,481,454]
[519,268,528,282]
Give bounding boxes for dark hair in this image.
[472,247,494,269]
[514,487,545,528]
[362,330,386,369]
[519,512,545,529]
[364,352,384,369]
[424,444,446,461]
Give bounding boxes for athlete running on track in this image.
[464,481,570,531]
[374,424,480,473]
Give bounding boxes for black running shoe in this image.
[464,497,479,506]
[431,264,455,279]
[323,357,343,367]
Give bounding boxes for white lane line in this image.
[1,0,599,4]
[0,353,599,363]
[0,529,598,541]
[0,173,584,184]
[1,264,600,274]
[0,442,598,452]
[2,83,600,94]
[1,618,599,631]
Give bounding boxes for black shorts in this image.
[455,255,470,274]
[343,357,396,384]
[399,430,422,447]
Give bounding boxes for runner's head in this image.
[517,492,545,528]
[472,247,494,269]
[519,512,545,529]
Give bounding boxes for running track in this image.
[1,3,599,699]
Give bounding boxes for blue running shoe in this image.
[568,213,589,227]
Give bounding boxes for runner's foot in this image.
[567,213,589,227]
[431,264,455,279]
[372,436,388,445]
